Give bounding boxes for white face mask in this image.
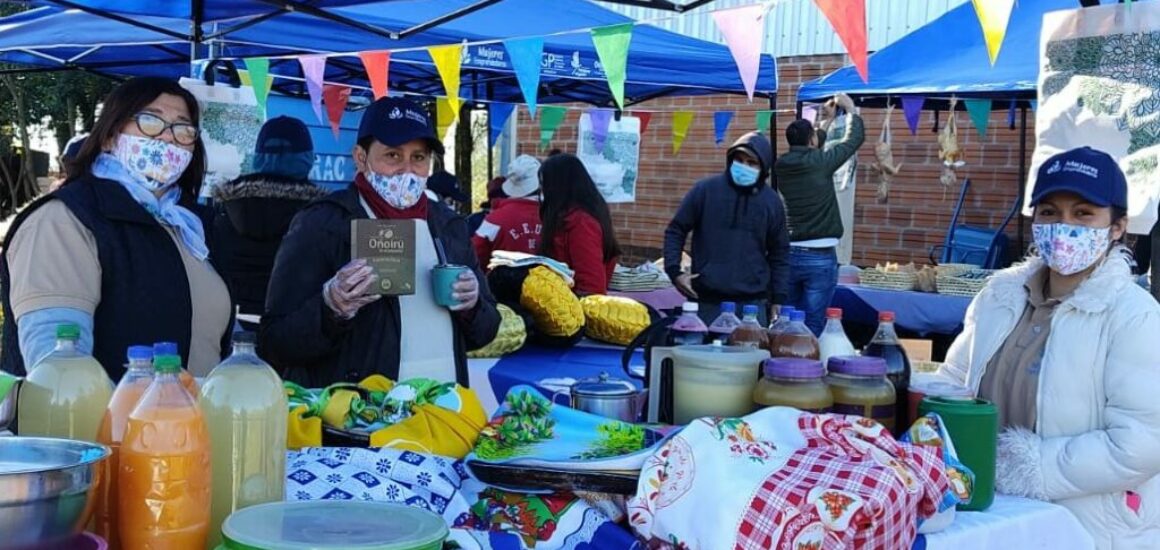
[1032,222,1112,276]
[367,170,427,209]
[111,134,192,191]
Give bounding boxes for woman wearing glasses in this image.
[0,77,233,380]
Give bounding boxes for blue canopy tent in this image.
[0,0,777,106]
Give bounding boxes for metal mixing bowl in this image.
[0,437,110,548]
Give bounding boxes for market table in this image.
[832,284,972,336]
[610,287,685,313]
[919,495,1094,549]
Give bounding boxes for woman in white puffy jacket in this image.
[937,147,1160,549]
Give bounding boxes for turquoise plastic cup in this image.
[432,264,469,307]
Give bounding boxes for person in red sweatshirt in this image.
[472,154,542,269]
[538,153,621,295]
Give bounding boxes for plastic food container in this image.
[826,356,896,432]
[219,501,449,550]
[753,358,833,413]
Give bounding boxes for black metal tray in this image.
[466,460,641,495]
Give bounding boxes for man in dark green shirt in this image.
[774,93,865,334]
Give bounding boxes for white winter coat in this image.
[938,249,1160,549]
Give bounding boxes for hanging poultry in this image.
[938,98,965,188]
[871,104,902,203]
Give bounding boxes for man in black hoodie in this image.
[663,132,790,325]
[775,93,865,335]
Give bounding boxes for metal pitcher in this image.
[558,372,646,423]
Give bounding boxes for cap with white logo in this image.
[1031,146,1127,210]
[357,96,445,155]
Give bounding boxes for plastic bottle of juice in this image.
[17,323,113,441]
[199,331,287,548]
[706,302,742,343]
[765,306,796,350]
[153,341,199,396]
[119,354,212,549]
[818,308,857,365]
[668,302,709,346]
[770,310,821,360]
[728,304,770,349]
[863,311,912,436]
[95,345,155,548]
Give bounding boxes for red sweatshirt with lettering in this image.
[472,198,543,269]
[548,208,617,295]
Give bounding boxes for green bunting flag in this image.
[539,105,568,150]
[591,24,634,110]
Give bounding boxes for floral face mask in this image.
[1032,222,1112,276]
[367,170,426,210]
[111,133,193,191]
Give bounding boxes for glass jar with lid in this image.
[753,358,833,413]
[825,355,896,432]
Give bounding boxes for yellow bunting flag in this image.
[672,111,694,154]
[429,44,463,114]
[971,0,1016,65]
[436,97,457,140]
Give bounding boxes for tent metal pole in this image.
[203,10,288,40]
[190,0,204,76]
[590,0,681,11]
[1017,105,1028,255]
[399,0,504,39]
[770,93,778,184]
[39,0,191,40]
[255,0,399,40]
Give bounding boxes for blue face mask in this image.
[730,161,760,187]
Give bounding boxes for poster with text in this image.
[577,113,641,204]
[1030,2,1160,234]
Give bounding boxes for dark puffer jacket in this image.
[212,174,328,320]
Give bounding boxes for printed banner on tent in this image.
[1030,1,1160,234]
[578,112,641,204]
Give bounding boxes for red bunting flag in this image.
[633,111,653,136]
[323,85,351,140]
[358,51,390,100]
[814,0,868,83]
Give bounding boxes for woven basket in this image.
[936,271,991,297]
[860,270,918,291]
[935,263,975,278]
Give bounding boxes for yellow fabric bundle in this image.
[520,266,585,337]
[467,304,527,358]
[581,295,651,346]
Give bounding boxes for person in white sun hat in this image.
[472,154,544,269]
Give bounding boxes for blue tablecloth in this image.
[832,284,972,336]
[486,343,643,405]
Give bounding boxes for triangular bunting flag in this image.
[633,111,653,136]
[244,58,271,119]
[298,55,327,124]
[756,110,773,134]
[901,96,925,135]
[358,51,391,100]
[971,0,1016,65]
[711,4,767,101]
[429,44,464,114]
[814,0,868,82]
[488,102,516,149]
[323,85,351,140]
[590,24,634,110]
[503,38,545,119]
[672,111,694,154]
[802,106,819,124]
[436,98,457,140]
[588,109,614,152]
[964,99,992,137]
[714,111,735,146]
[539,106,568,150]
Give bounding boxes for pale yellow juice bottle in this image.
[18,323,113,441]
[198,331,287,549]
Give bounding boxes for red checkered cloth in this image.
[735,415,949,550]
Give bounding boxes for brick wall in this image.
[514,54,1035,267]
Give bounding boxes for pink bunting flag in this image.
[588,109,614,152]
[298,55,327,124]
[323,84,351,140]
[901,96,925,136]
[358,51,391,100]
[802,105,819,124]
[711,4,767,101]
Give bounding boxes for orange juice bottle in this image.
[95,345,155,548]
[153,341,199,395]
[119,354,212,550]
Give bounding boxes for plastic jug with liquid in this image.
[728,305,769,350]
[153,341,199,396]
[769,310,820,360]
[818,308,857,364]
[646,344,769,424]
[199,331,287,548]
[95,345,154,547]
[119,354,212,549]
[706,302,742,343]
[17,323,113,441]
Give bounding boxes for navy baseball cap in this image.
[1031,147,1128,210]
[255,116,312,154]
[427,171,470,203]
[357,96,445,155]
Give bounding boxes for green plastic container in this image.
[919,396,998,511]
[219,501,449,550]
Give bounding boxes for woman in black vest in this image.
[1,77,234,380]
